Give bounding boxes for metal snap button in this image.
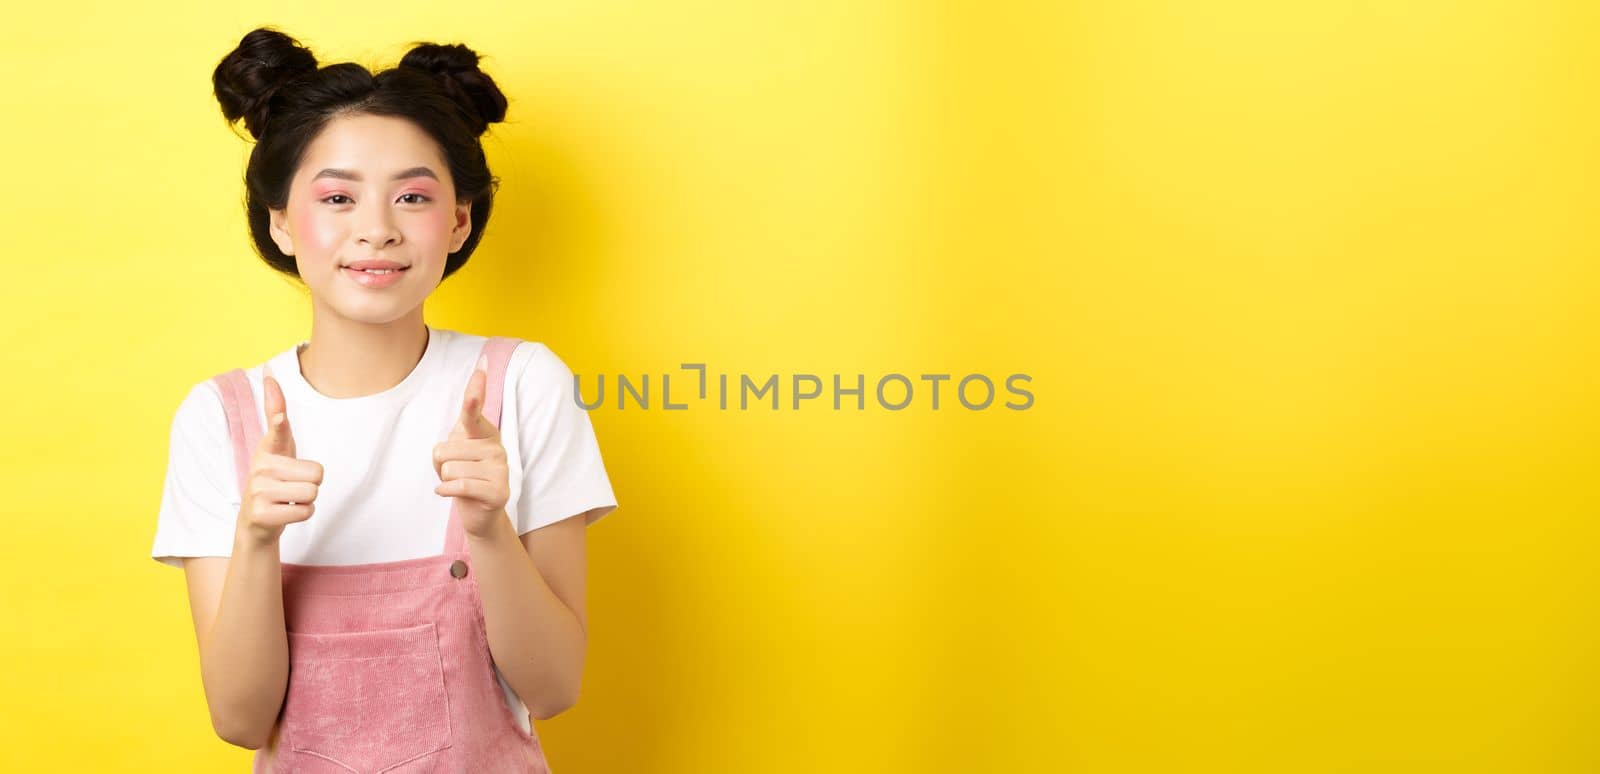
[449,559,469,579]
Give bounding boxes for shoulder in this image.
[511,340,567,379]
[182,346,291,419]
[170,351,276,443]
[435,330,587,409]
[164,378,235,474]
[509,341,587,400]
[171,378,226,433]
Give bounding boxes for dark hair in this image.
[212,27,507,282]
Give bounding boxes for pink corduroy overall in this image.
[211,335,553,773]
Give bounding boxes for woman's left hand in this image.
[433,355,511,537]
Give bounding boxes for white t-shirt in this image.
[150,325,618,734]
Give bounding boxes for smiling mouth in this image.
[341,265,409,288]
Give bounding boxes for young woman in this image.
[149,27,618,772]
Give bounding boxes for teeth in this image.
[359,269,397,274]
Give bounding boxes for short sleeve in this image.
[508,343,618,533]
[150,381,241,568]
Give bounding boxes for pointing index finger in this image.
[459,354,495,439]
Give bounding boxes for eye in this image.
[320,194,352,205]
[399,193,431,204]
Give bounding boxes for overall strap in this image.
[443,336,524,555]
[213,368,262,502]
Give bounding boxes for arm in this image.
[180,372,314,750]
[467,507,592,720]
[181,523,290,749]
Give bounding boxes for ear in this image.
[448,201,473,253]
[268,207,296,257]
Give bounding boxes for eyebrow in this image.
[310,166,439,183]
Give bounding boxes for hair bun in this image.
[213,28,319,140]
[399,42,508,135]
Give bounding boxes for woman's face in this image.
[267,113,472,325]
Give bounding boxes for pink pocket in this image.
[284,622,454,772]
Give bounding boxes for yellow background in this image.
[0,1,1594,771]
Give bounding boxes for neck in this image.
[297,307,430,399]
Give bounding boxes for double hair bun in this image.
[213,27,507,140]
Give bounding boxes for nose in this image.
[356,199,402,249]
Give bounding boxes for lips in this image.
[344,259,409,271]
[342,265,408,288]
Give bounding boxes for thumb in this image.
[260,366,297,457]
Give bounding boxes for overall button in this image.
[449,560,469,579]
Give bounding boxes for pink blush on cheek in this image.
[289,203,341,254]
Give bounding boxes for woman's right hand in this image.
[238,364,324,547]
